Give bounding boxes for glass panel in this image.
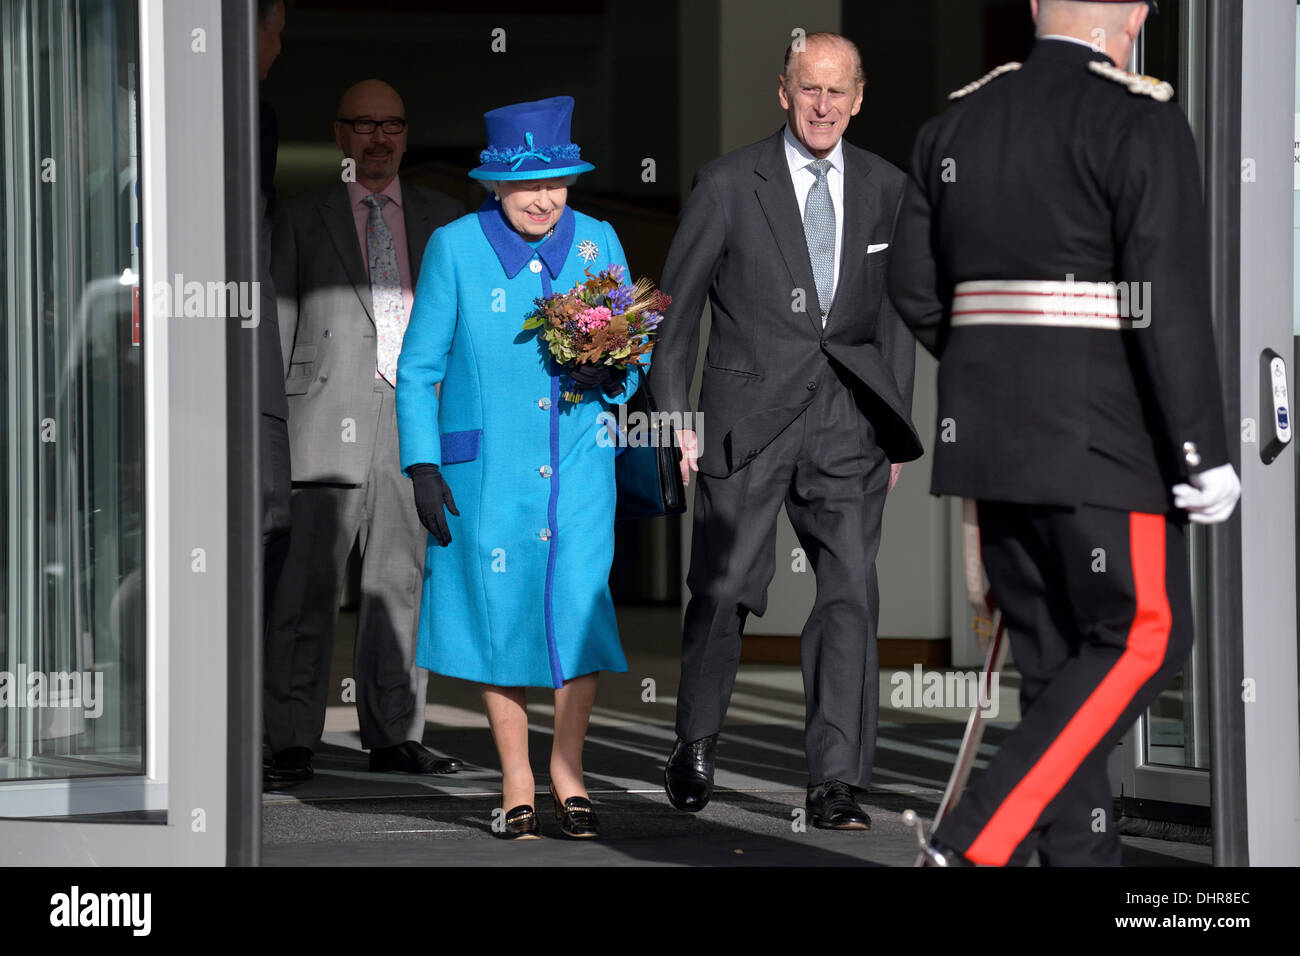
[1,0,144,783]
[1137,0,1211,771]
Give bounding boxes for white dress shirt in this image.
[783,123,845,320]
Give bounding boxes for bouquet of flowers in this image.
[522,264,670,402]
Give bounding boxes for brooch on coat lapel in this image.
[577,239,600,263]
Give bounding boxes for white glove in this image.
[1172,463,1241,524]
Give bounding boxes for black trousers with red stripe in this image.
[934,501,1193,866]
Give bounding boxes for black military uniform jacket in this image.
[888,38,1230,513]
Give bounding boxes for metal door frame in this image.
[1231,0,1300,867]
[1121,0,1300,867]
[1096,2,1300,869]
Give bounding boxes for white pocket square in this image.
[867,243,890,253]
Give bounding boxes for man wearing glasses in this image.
[264,79,465,785]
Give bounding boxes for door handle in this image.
[1259,348,1292,464]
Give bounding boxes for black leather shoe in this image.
[664,735,717,812]
[807,780,871,830]
[550,786,599,839]
[263,746,313,789]
[497,804,541,840]
[368,741,462,774]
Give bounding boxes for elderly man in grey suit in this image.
[264,79,465,784]
[650,33,923,827]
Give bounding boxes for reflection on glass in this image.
[1134,0,1211,773]
[1146,670,1193,767]
[1,0,143,783]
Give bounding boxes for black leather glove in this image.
[567,361,627,398]
[408,463,459,547]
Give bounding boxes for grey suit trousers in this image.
[264,379,428,753]
[678,364,890,789]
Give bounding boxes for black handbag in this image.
[613,367,687,521]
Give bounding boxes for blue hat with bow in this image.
[468,95,595,181]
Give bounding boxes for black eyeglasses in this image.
[337,117,407,134]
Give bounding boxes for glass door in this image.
[1113,0,1300,863]
[1232,0,1299,865]
[1109,0,1218,816]
[0,0,250,865]
[1,0,146,790]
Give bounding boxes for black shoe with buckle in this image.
[497,804,541,840]
[550,786,599,839]
[807,780,872,830]
[368,740,462,775]
[663,734,717,812]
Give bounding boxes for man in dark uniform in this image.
[888,0,1241,865]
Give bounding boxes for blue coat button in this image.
[539,466,552,478]
[539,528,552,540]
[529,259,543,274]
[538,397,552,410]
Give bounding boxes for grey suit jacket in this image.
[649,128,923,477]
[271,179,464,484]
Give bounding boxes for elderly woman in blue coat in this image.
[396,96,642,839]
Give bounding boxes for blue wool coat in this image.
[395,200,644,688]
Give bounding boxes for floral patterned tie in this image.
[363,194,404,384]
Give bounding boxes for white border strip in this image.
[139,0,169,788]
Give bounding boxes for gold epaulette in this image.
[948,62,1022,101]
[1087,60,1174,102]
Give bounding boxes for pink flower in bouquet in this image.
[575,305,612,334]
